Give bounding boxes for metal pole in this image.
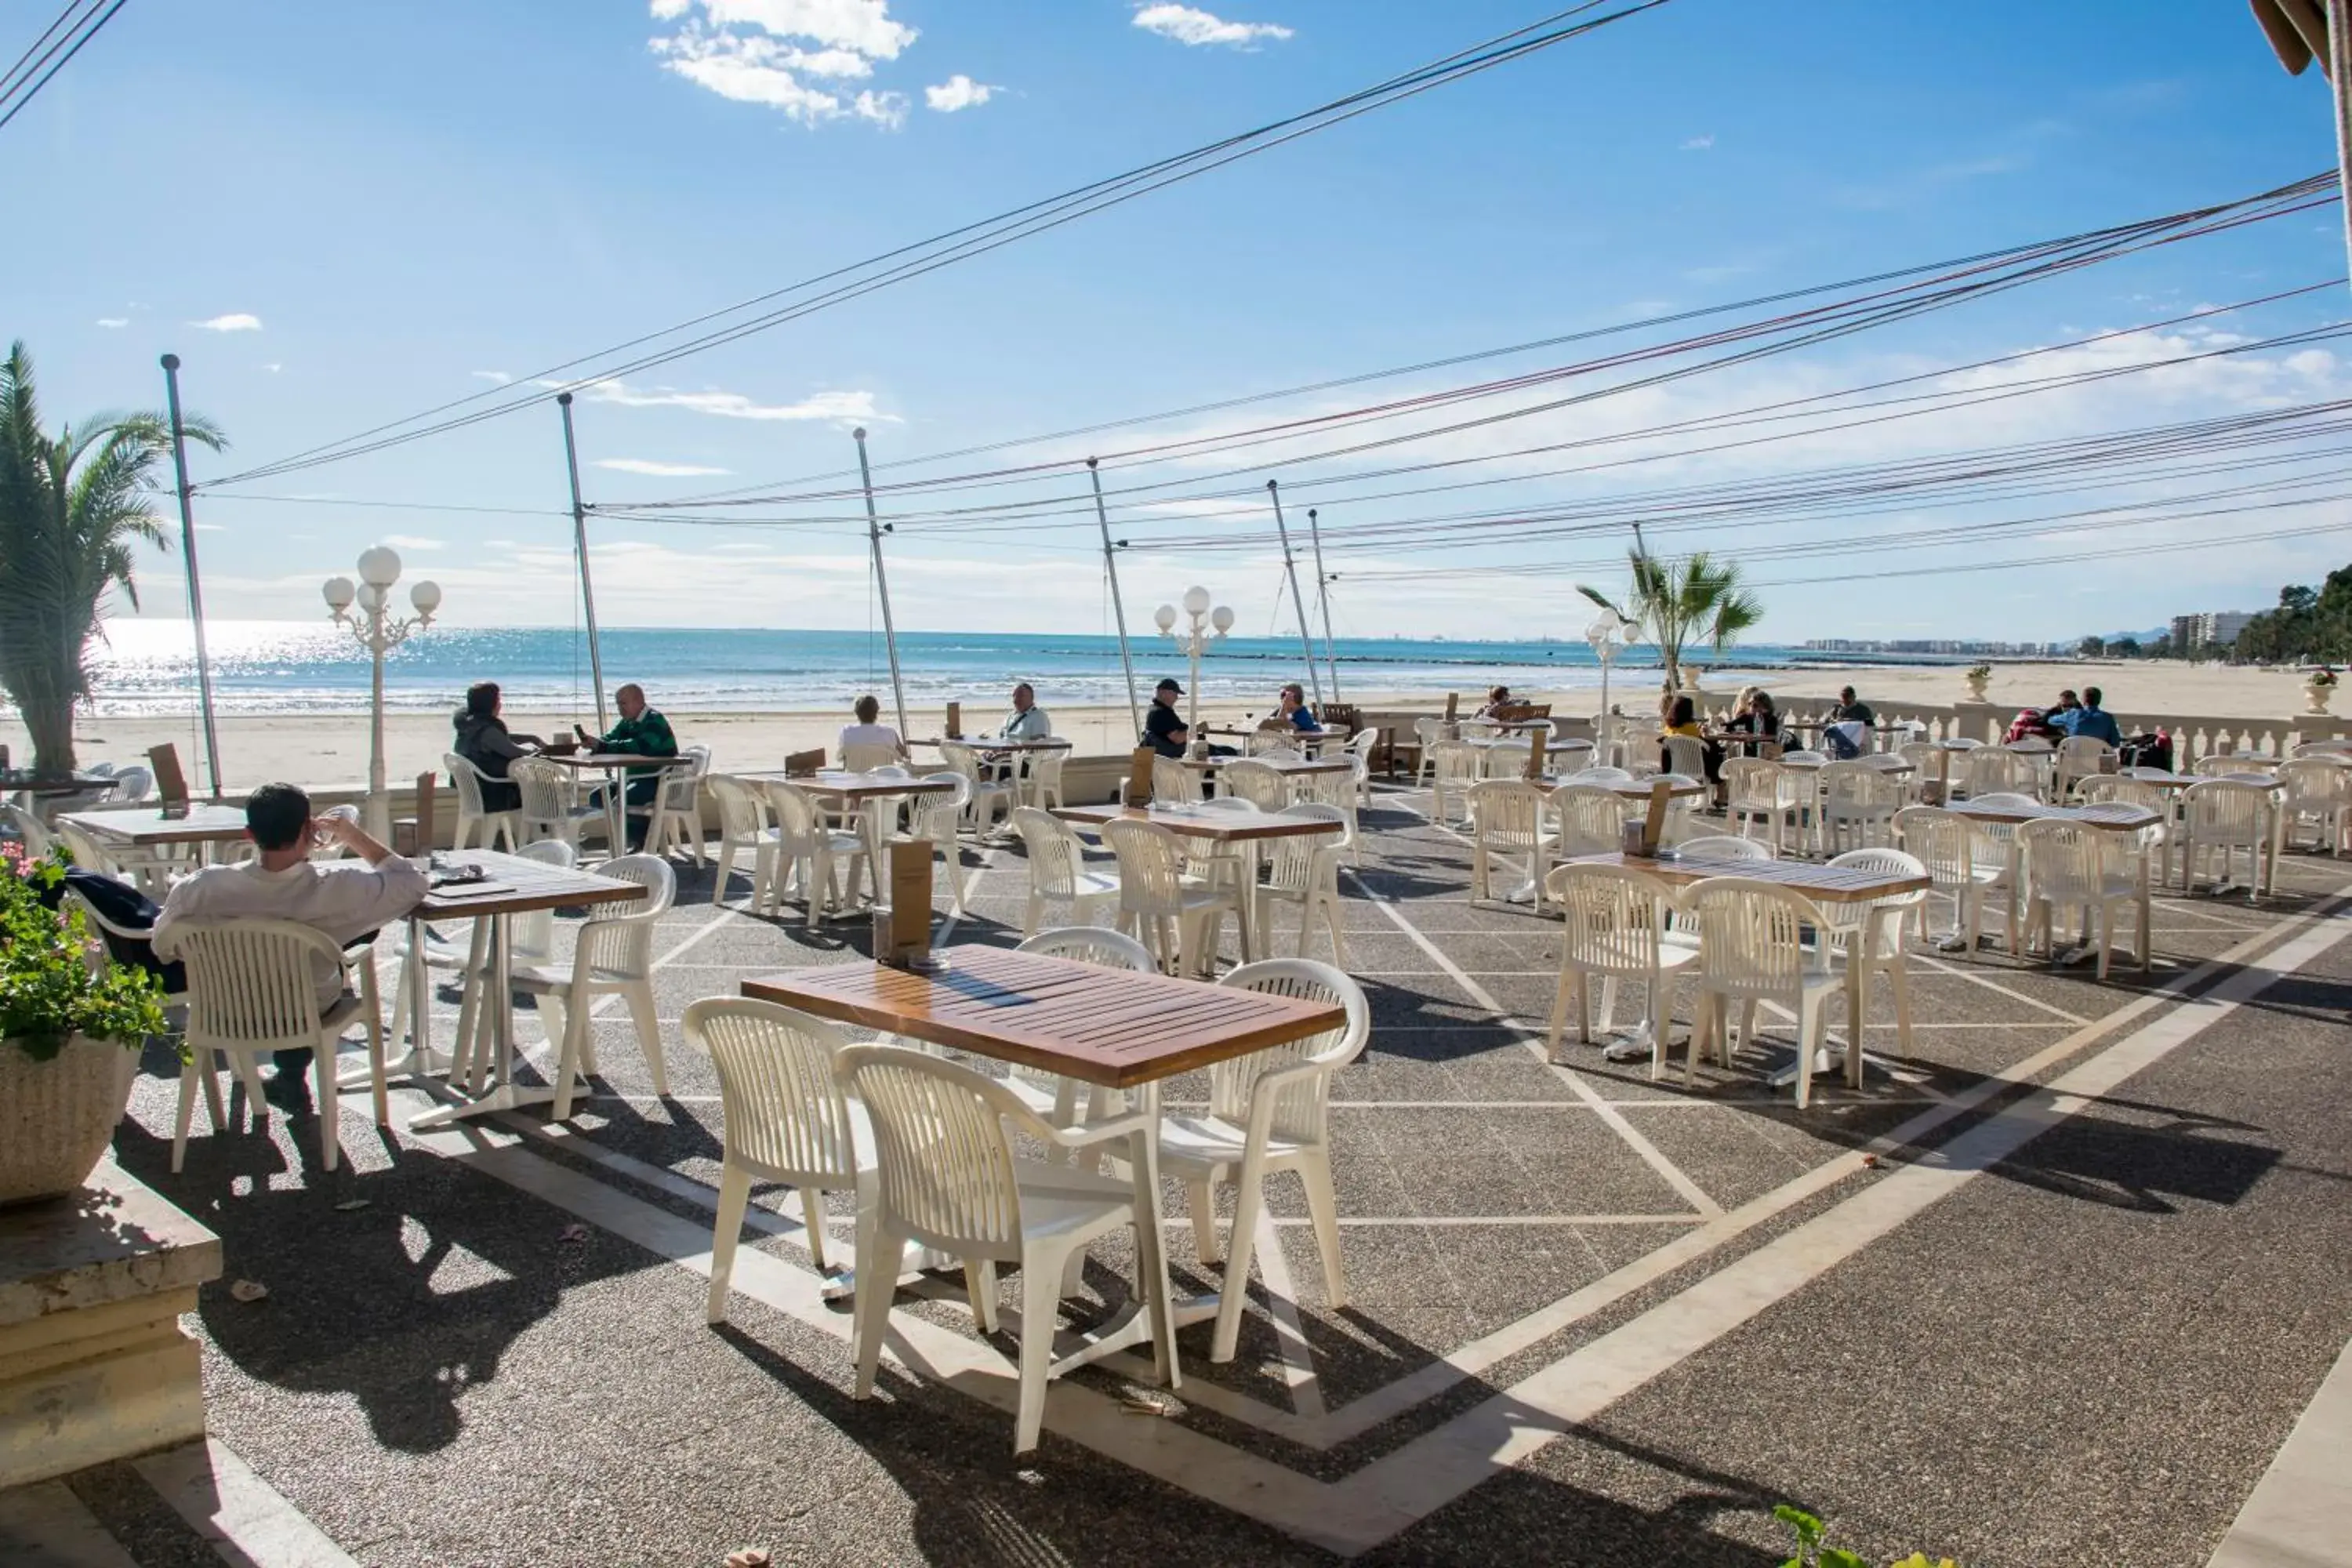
[159,354,223,797]
[557,393,609,733]
[1305,506,1341,702]
[1088,459,1143,740]
[2332,0,2352,298]
[1265,481,1324,707]
[854,426,909,735]
[367,603,389,841]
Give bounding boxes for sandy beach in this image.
[2,659,2328,790]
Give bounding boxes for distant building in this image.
[2169,611,2256,651]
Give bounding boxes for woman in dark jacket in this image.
[452,682,543,813]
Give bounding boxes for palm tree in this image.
[1577,546,1762,697]
[0,342,223,775]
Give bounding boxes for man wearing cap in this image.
[1145,677,1192,758]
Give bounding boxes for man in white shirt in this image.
[154,782,429,1106]
[837,693,910,768]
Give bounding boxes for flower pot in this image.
[1964,674,1991,703]
[0,1035,138,1206]
[2305,680,2335,717]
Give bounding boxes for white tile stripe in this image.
[132,1438,358,1568]
[2208,1333,2352,1567]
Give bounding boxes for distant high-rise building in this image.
[2169,610,2256,651]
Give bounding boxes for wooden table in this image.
[58,803,252,848]
[4,769,116,804]
[539,753,697,855]
[1778,756,1917,776]
[742,946,1345,1374]
[1054,802,1344,843]
[739,770,958,805]
[402,851,648,1129]
[1542,776,1708,802]
[1947,799,2163,960]
[1181,754,1356,777]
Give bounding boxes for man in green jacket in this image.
[575,683,679,851]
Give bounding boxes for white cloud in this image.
[596,458,735,476]
[1680,134,1715,151]
[924,74,996,112]
[554,375,887,423]
[191,314,263,332]
[1133,5,1293,47]
[383,535,445,551]
[96,318,128,328]
[471,369,512,383]
[649,0,921,127]
[261,363,282,373]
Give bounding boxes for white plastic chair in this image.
[513,853,675,1120]
[107,765,154,804]
[1010,807,1120,935]
[1684,877,1848,1109]
[1724,757,1806,855]
[1219,757,1289,813]
[1258,804,1351,964]
[1567,764,1635,785]
[939,742,1013,836]
[1820,759,1902,855]
[1007,927,1155,1133]
[1411,717,1444,786]
[763,780,868,927]
[2180,779,2274,902]
[689,998,872,1319]
[1541,861,1696,1077]
[511,757,607,855]
[841,740,902,774]
[1468,779,1555,908]
[705,775,782,906]
[1102,816,1237,976]
[1160,959,1368,1364]
[1023,744,1069,811]
[1344,728,1379,804]
[1151,755,1202,806]
[1675,833,1773,862]
[161,919,387,1174]
[1964,746,2045,802]
[1291,764,1361,864]
[2075,776,2179,887]
[1548,782,1628,867]
[2016,818,2147,979]
[2,800,55,858]
[2278,757,2352,856]
[1893,804,2013,953]
[1661,733,1708,782]
[1428,740,1480,828]
[440,840,577,1091]
[2293,739,2352,759]
[1820,848,1924,1056]
[2054,736,2114,800]
[645,744,711,866]
[840,1044,1174,1455]
[445,753,519,852]
[2194,753,2271,780]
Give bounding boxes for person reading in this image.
[154,783,427,1107]
[452,681,542,813]
[575,683,680,851]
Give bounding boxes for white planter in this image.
[1964,674,1991,703]
[0,1036,137,1207]
[2305,680,2335,717]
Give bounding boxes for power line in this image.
[209,0,1677,488]
[0,0,124,132]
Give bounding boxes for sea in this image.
[73,621,1833,717]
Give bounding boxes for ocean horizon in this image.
[60,620,1913,717]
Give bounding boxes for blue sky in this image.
[13,0,2351,644]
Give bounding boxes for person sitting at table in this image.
[452,681,543,814]
[1829,685,1875,727]
[1276,682,1323,735]
[1661,695,1724,787]
[991,682,1051,742]
[574,683,681,851]
[1721,686,1780,752]
[2049,684,2122,746]
[838,694,911,769]
[1476,685,1517,720]
[1145,677,1192,758]
[152,783,426,1109]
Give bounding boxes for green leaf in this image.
[1820,1551,1870,1568]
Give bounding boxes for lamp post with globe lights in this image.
[1586,607,1634,765]
[324,546,441,840]
[1154,586,1233,735]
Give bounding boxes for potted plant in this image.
[2304,665,2337,717]
[1962,662,1992,702]
[0,848,169,1205]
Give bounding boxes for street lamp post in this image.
[324,546,441,841]
[1153,585,1234,738]
[1585,607,1632,766]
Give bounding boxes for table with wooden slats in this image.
[1541,776,1710,802]
[1180,753,1356,778]
[58,803,253,848]
[1947,800,2161,831]
[735,770,958,805]
[1566,851,1929,903]
[1054,802,1345,844]
[742,946,1341,1089]
[404,851,648,1131]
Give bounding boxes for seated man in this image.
[838,693,911,768]
[2050,684,2123,746]
[575,682,680,851]
[1144,677,1191,758]
[1275,682,1323,735]
[993,682,1051,742]
[1828,685,1875,727]
[153,783,427,1106]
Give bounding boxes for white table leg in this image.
[410,910,557,1128]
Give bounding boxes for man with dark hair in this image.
[575,683,679,851]
[452,681,542,813]
[2051,684,2122,746]
[154,782,428,1105]
[1144,677,1191,759]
